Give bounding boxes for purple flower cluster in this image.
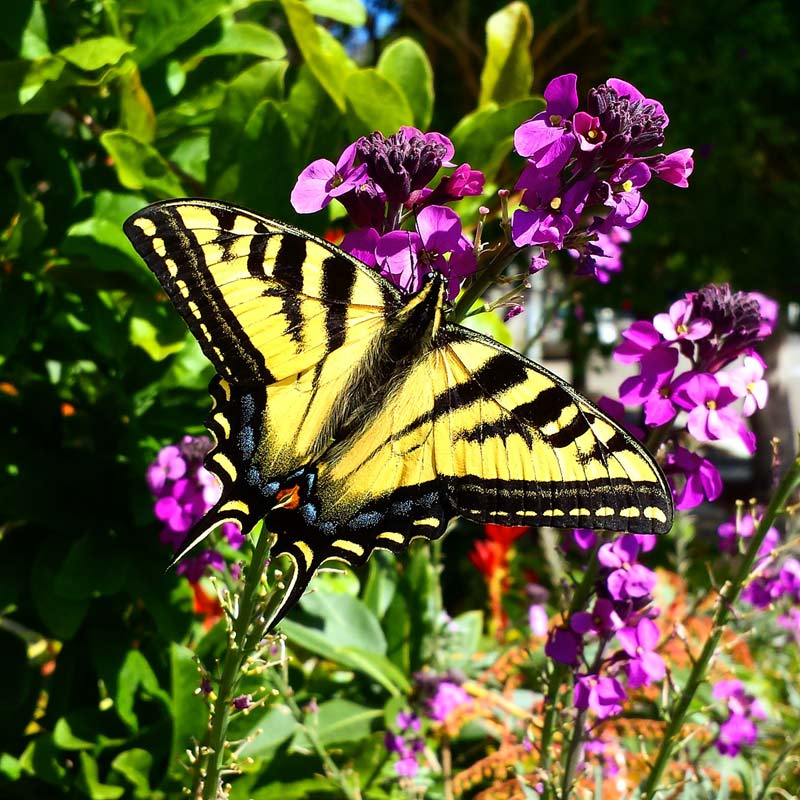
[147,436,244,583]
[291,126,484,300]
[717,510,800,614]
[545,533,665,719]
[712,679,766,757]
[512,74,693,281]
[384,711,424,778]
[614,284,777,511]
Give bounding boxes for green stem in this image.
[538,544,601,793]
[640,455,800,799]
[272,669,361,800]
[202,529,273,800]
[452,242,519,323]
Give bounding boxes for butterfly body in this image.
[124,199,673,629]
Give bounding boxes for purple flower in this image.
[357,129,452,205]
[397,711,421,733]
[616,618,666,688]
[617,346,679,407]
[574,674,626,719]
[651,148,694,187]
[570,227,629,283]
[395,756,419,777]
[232,694,251,710]
[571,598,624,636]
[428,681,469,722]
[571,528,598,551]
[512,174,593,247]
[374,205,476,299]
[514,74,578,175]
[664,445,722,510]
[425,162,485,205]
[675,373,756,452]
[614,320,661,364]
[177,549,225,583]
[572,111,606,151]
[721,354,768,417]
[155,478,206,534]
[340,226,380,267]
[712,679,766,757]
[290,143,368,213]
[147,445,186,495]
[222,521,245,549]
[653,298,712,342]
[545,626,582,665]
[598,535,657,601]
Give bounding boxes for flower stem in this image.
[452,241,519,323]
[271,669,361,800]
[201,528,273,800]
[640,454,800,799]
[538,544,601,794]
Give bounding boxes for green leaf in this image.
[450,97,543,180]
[479,2,533,106]
[19,734,67,784]
[196,22,286,60]
[0,753,22,781]
[110,749,153,798]
[337,647,411,694]
[290,699,380,750]
[306,0,367,26]
[344,68,413,138]
[208,60,288,196]
[100,130,185,196]
[280,0,355,112]
[448,610,484,660]
[53,534,128,598]
[168,643,208,778]
[237,705,298,758]
[58,37,134,71]
[3,1,50,59]
[133,0,229,68]
[0,57,79,118]
[235,98,297,218]
[362,552,398,619]
[129,301,189,361]
[115,649,170,732]
[77,752,125,800]
[31,536,90,639]
[298,590,387,653]
[377,37,434,130]
[53,717,96,750]
[117,61,156,143]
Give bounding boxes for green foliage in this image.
[1,0,798,798]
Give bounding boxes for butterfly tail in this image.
[264,544,323,633]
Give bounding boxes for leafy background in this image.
[1,0,797,797]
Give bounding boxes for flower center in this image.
[706,400,717,410]
[676,323,688,335]
[330,173,344,189]
[549,114,563,126]
[621,179,634,193]
[550,196,562,211]
[747,381,756,393]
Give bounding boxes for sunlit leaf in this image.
[377,37,434,130]
[58,37,133,71]
[479,1,534,106]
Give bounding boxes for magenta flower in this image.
[572,111,606,151]
[570,227,629,283]
[571,598,624,637]
[571,528,598,551]
[340,226,380,267]
[616,617,666,688]
[147,445,186,494]
[177,549,225,583]
[618,346,679,406]
[397,711,421,733]
[651,148,694,187]
[614,320,661,364]
[545,626,582,666]
[664,445,722,510]
[374,205,476,299]
[653,298,712,342]
[155,478,206,534]
[428,681,469,722]
[514,73,578,175]
[712,680,766,757]
[598,535,657,601]
[574,674,626,719]
[721,354,768,417]
[290,142,368,213]
[675,373,756,452]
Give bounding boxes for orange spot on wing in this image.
[276,484,301,510]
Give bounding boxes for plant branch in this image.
[201,528,274,800]
[640,454,800,799]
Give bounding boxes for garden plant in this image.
[1,1,799,799]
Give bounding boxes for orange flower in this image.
[191,583,223,630]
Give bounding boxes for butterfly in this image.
[124,199,673,629]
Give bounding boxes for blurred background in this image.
[0,0,798,796]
